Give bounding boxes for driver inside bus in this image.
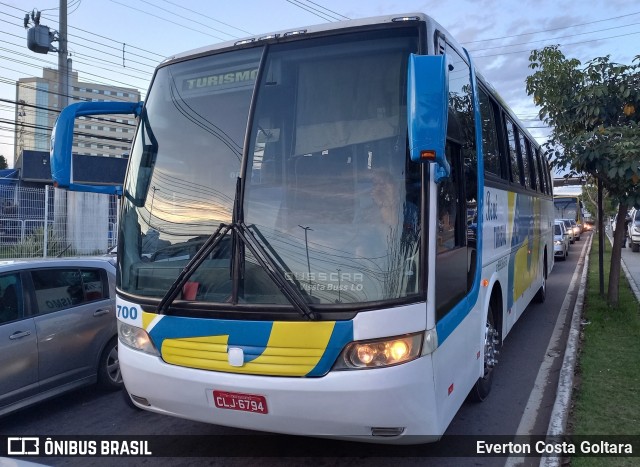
[355,168,419,258]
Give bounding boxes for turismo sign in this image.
[181,67,259,95]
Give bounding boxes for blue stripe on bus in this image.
[307,320,354,376]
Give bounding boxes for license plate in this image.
[213,390,268,414]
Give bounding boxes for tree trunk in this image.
[608,203,628,307]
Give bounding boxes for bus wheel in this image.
[469,307,499,402]
[533,256,547,303]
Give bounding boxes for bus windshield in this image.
[554,197,579,222]
[118,28,422,309]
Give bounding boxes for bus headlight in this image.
[118,321,160,356]
[333,332,423,370]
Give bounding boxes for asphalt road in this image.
[0,235,589,467]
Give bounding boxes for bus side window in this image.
[436,42,476,320]
[518,132,532,189]
[504,117,521,186]
[478,89,501,178]
[533,146,545,194]
[435,141,467,320]
[524,136,538,191]
[542,154,552,195]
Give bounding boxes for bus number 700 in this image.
[117,305,138,320]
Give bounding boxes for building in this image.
[6,68,138,255]
[13,67,140,166]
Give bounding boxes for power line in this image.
[284,0,341,22]
[302,0,350,20]
[135,0,241,40]
[159,0,253,36]
[0,118,133,144]
[473,29,640,59]
[0,2,165,60]
[468,21,640,53]
[461,10,640,45]
[107,0,231,42]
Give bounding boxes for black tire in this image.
[98,337,123,390]
[533,257,547,303]
[469,306,499,402]
[632,242,640,253]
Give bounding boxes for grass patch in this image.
[571,235,640,466]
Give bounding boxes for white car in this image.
[554,221,570,260]
[559,219,575,244]
[628,208,640,252]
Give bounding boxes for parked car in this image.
[628,208,640,252]
[0,257,121,417]
[554,221,570,260]
[559,219,575,244]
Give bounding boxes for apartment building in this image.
[14,68,140,166]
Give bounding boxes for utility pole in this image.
[24,1,70,258]
[58,0,69,109]
[25,1,71,108]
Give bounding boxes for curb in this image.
[540,233,592,467]
[621,254,640,303]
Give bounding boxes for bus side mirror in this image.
[51,101,143,194]
[407,54,450,183]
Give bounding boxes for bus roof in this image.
[163,13,435,64]
[156,12,539,151]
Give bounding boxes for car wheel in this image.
[98,337,123,390]
[632,242,640,253]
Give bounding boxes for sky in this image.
[0,0,638,171]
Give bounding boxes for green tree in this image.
[526,46,640,306]
[0,155,8,170]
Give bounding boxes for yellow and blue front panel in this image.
[142,312,353,377]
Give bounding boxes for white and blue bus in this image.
[50,13,554,443]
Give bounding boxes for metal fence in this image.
[0,185,118,259]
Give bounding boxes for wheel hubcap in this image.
[107,345,122,384]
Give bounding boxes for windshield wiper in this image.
[156,223,231,314]
[155,221,317,320]
[235,222,316,320]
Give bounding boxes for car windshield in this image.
[118,28,422,310]
[554,224,561,235]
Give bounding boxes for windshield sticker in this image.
[181,68,259,94]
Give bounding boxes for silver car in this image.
[559,219,575,244]
[554,221,569,260]
[0,257,121,417]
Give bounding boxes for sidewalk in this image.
[607,228,640,302]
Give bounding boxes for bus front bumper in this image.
[119,342,441,443]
